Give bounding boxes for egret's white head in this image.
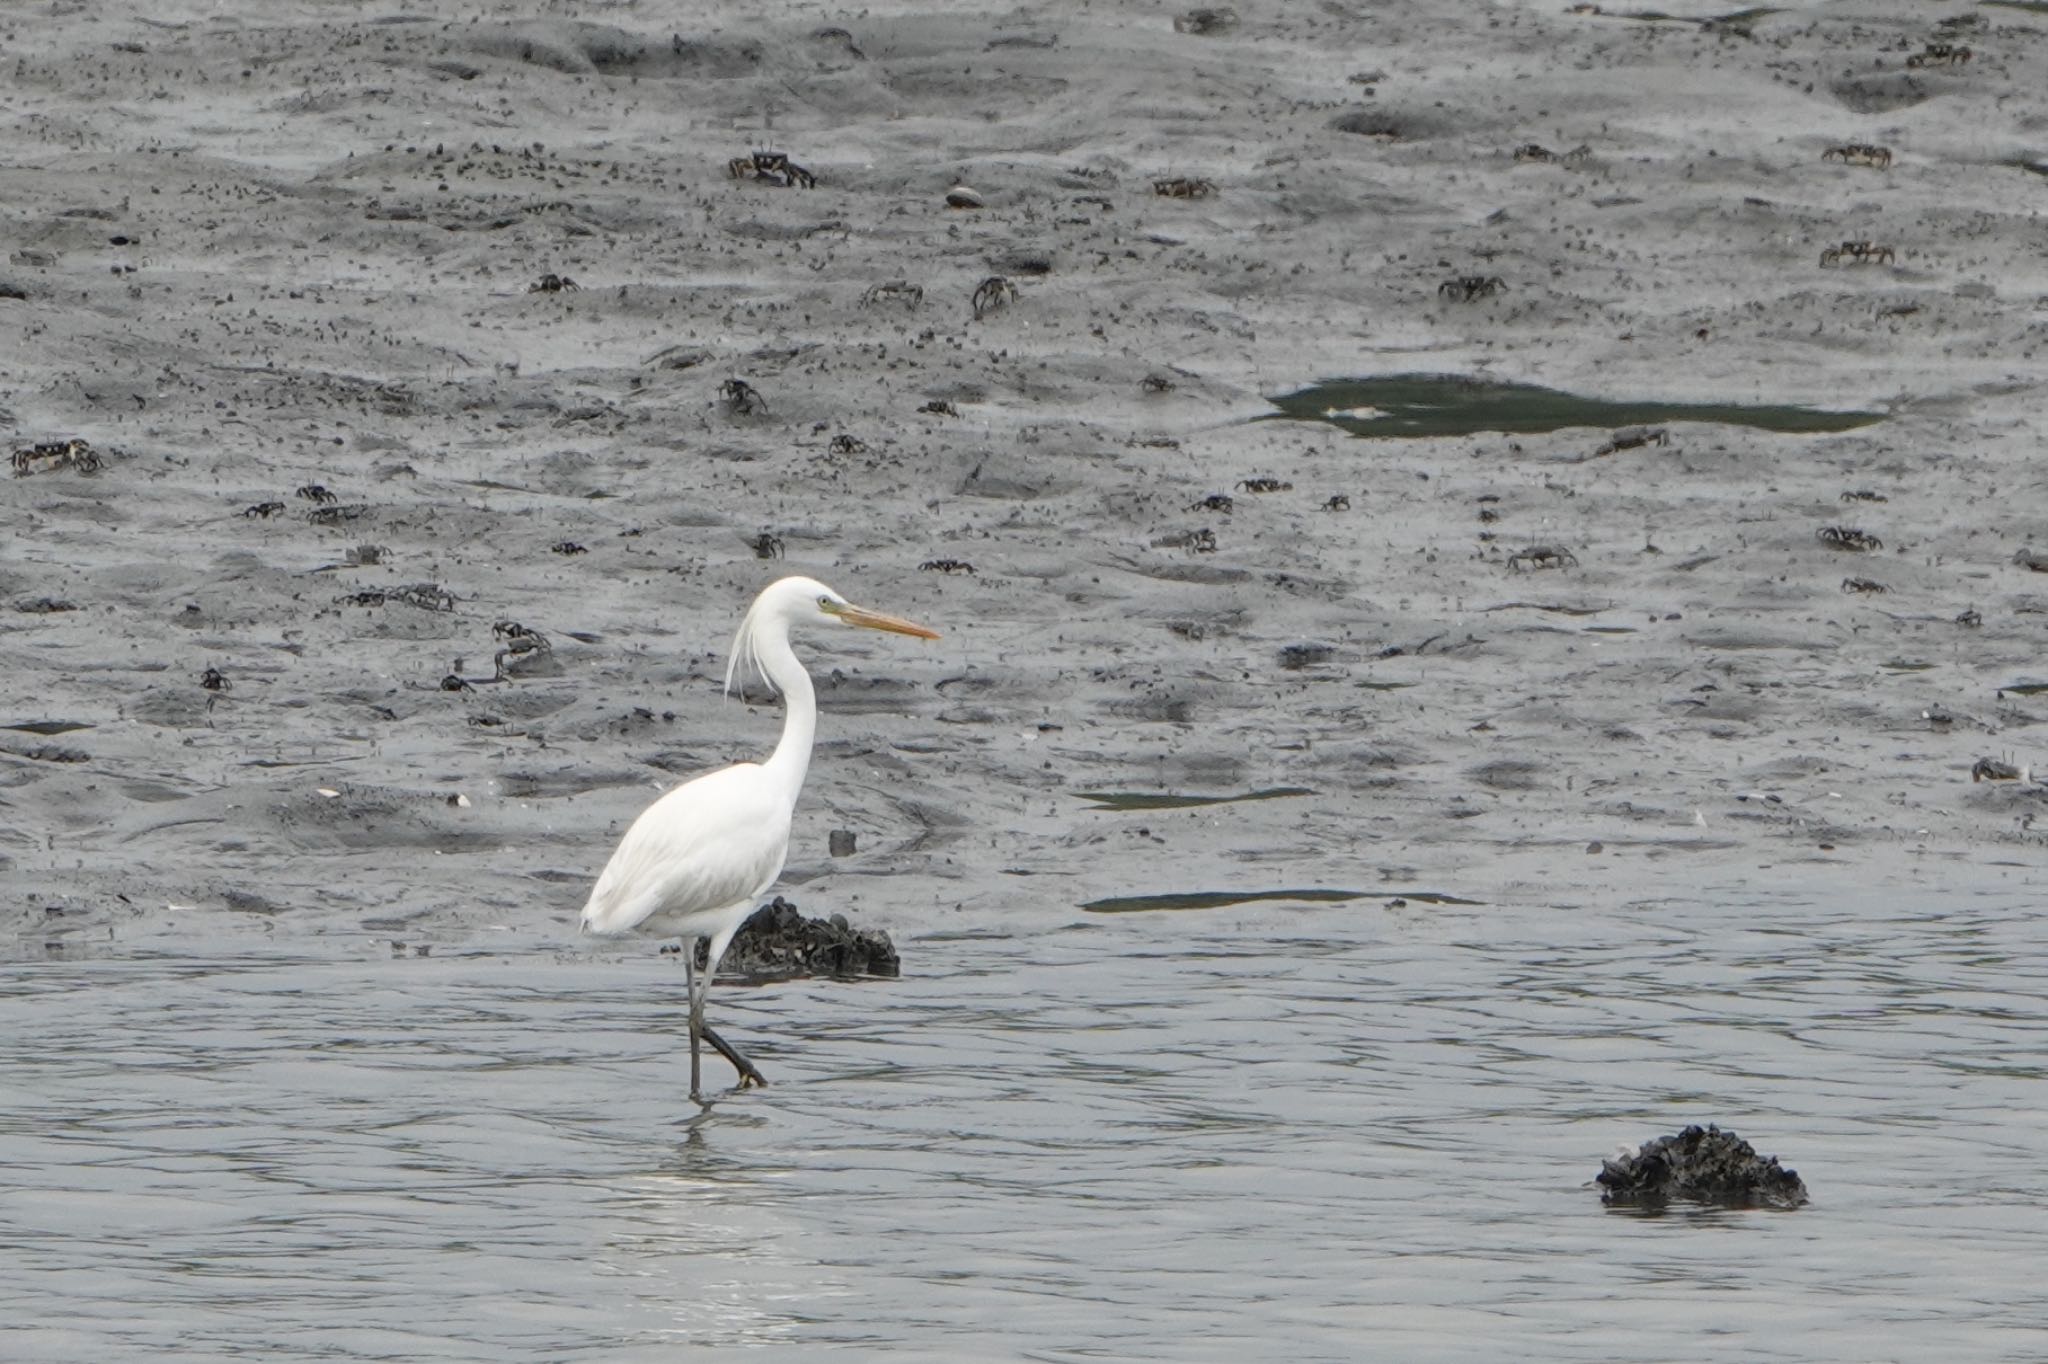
[725,576,939,697]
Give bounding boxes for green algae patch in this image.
[1075,786,1315,811]
[1081,888,1483,914]
[1261,374,1883,440]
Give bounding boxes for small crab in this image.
[1236,477,1292,493]
[307,503,368,526]
[747,532,785,560]
[730,150,816,188]
[1822,143,1893,170]
[2013,549,2048,573]
[392,583,458,612]
[1189,493,1235,514]
[1842,577,1888,594]
[492,620,549,647]
[918,399,961,417]
[200,666,231,693]
[550,540,587,556]
[345,544,387,566]
[919,558,977,574]
[828,433,868,455]
[1152,527,1218,554]
[1820,240,1895,267]
[1841,489,1889,503]
[1519,143,1591,165]
[1508,544,1578,571]
[1818,526,1883,552]
[12,439,101,475]
[494,630,553,679]
[861,280,924,309]
[295,483,338,505]
[1140,374,1177,394]
[440,672,475,694]
[1972,756,2025,782]
[242,500,287,519]
[1594,426,1670,456]
[971,275,1018,319]
[1152,176,1217,199]
[1956,607,1982,627]
[9,442,56,475]
[336,590,388,607]
[1906,42,1971,68]
[528,273,579,293]
[1439,274,1507,303]
[762,152,816,188]
[720,378,767,415]
[1321,494,1351,512]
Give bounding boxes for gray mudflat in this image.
[4,3,2044,958]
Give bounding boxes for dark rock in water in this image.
[1597,1125,1808,1209]
[705,896,900,980]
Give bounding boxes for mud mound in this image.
[1829,73,1932,115]
[1597,1125,1809,1209]
[464,23,765,79]
[710,897,901,980]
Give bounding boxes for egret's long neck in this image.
[759,628,817,799]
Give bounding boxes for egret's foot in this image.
[701,1022,768,1089]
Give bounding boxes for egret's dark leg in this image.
[685,942,704,1101]
[690,924,767,1094]
[701,1023,768,1089]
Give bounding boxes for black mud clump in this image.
[713,896,901,980]
[1597,1124,1809,1209]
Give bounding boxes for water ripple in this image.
[4,888,2046,1360]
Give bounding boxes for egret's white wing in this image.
[579,762,793,938]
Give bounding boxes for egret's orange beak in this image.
[838,604,940,640]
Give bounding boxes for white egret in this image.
[579,576,939,1099]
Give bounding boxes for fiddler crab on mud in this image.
[1820,240,1895,267]
[1439,275,1507,303]
[1822,143,1893,169]
[1818,526,1883,552]
[971,275,1018,319]
[1508,544,1578,571]
[728,151,816,188]
[720,378,768,415]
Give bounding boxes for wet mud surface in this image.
[7,3,2048,957]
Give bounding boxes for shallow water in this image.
[5,883,2046,1362]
